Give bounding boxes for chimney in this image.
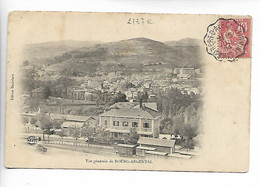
[139,98,143,109]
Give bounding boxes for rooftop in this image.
[145,151,168,156]
[109,102,158,112]
[99,108,155,119]
[50,113,96,122]
[137,137,176,148]
[136,146,156,151]
[116,144,137,148]
[61,121,84,128]
[109,102,137,109]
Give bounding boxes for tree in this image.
[172,115,185,136]
[128,128,139,144]
[160,118,174,134]
[184,103,197,123]
[25,97,42,112]
[180,124,198,150]
[81,125,96,139]
[94,127,110,145]
[43,86,51,99]
[162,99,170,118]
[122,128,139,145]
[68,126,81,145]
[181,112,201,150]
[21,67,42,93]
[56,129,67,144]
[52,119,63,130]
[40,115,55,142]
[30,117,39,130]
[124,82,136,89]
[95,90,102,106]
[156,88,196,118]
[172,114,200,150]
[30,118,37,125]
[22,117,29,124]
[23,60,29,66]
[114,92,127,103]
[182,124,198,141]
[141,92,149,102]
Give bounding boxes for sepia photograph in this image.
[21,36,204,160]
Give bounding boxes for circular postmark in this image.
[204,18,251,62]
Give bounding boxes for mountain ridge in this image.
[24,37,204,73]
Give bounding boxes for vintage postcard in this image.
[5,12,251,172]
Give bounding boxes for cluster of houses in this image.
[67,87,96,101]
[30,67,203,102]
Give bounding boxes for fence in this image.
[42,137,114,151]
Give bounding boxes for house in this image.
[144,82,151,89]
[173,68,181,75]
[148,94,156,99]
[99,107,160,138]
[124,90,134,101]
[136,137,176,156]
[50,113,98,128]
[180,68,195,75]
[195,68,201,75]
[174,68,195,80]
[174,68,195,75]
[177,74,191,79]
[108,72,118,80]
[83,117,98,127]
[61,121,84,129]
[68,88,95,100]
[31,87,45,98]
[189,87,200,95]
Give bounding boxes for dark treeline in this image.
[156,88,203,150]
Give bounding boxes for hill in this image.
[26,37,204,74]
[165,38,202,47]
[23,40,98,61]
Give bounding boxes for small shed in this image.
[137,137,176,154]
[115,144,137,157]
[136,146,156,157]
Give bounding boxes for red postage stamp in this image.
[219,19,251,58]
[204,18,251,61]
